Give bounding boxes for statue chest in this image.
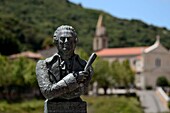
[47,60,84,83]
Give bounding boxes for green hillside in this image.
[0,0,170,55]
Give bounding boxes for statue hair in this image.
[53,25,78,45]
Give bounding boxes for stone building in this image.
[93,14,108,51]
[94,15,170,89]
[9,51,43,60]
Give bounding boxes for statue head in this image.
[53,25,78,57]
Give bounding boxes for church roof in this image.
[96,47,148,57]
[96,36,164,57]
[9,51,43,59]
[144,35,161,53]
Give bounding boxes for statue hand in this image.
[73,71,89,83]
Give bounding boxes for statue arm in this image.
[36,60,79,100]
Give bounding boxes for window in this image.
[155,58,161,67]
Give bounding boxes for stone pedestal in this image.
[44,100,87,113]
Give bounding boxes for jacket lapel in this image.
[50,60,60,81]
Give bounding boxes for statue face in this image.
[58,36,76,55]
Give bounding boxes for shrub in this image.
[156,76,169,87]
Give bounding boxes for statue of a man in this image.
[36,25,93,102]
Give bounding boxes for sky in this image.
[69,0,170,30]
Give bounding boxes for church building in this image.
[94,15,170,89]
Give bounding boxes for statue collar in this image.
[45,53,60,63]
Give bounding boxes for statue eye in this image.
[59,37,65,43]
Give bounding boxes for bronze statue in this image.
[36,25,95,102]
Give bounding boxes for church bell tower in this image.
[93,14,108,51]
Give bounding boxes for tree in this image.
[42,37,53,49]
[122,60,135,88]
[75,48,88,60]
[0,29,21,55]
[156,76,169,87]
[10,57,37,87]
[92,58,113,95]
[0,55,13,87]
[110,60,134,88]
[23,58,37,87]
[0,55,38,100]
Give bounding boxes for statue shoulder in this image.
[36,53,60,71]
[36,60,46,72]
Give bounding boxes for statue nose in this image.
[64,38,68,43]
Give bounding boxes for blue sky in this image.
[69,0,170,30]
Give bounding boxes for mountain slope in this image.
[0,0,170,55]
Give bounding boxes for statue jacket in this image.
[36,53,93,100]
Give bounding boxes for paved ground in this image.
[137,90,169,113]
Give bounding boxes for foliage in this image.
[0,55,11,86]
[92,58,113,94]
[0,55,37,87]
[92,58,134,94]
[0,0,170,55]
[82,96,143,113]
[168,101,170,109]
[0,96,143,113]
[0,99,43,113]
[110,60,135,88]
[0,55,38,101]
[75,48,89,60]
[156,76,169,87]
[42,37,53,49]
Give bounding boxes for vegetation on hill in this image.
[0,0,170,55]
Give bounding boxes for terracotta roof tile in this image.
[96,47,148,57]
[9,51,43,59]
